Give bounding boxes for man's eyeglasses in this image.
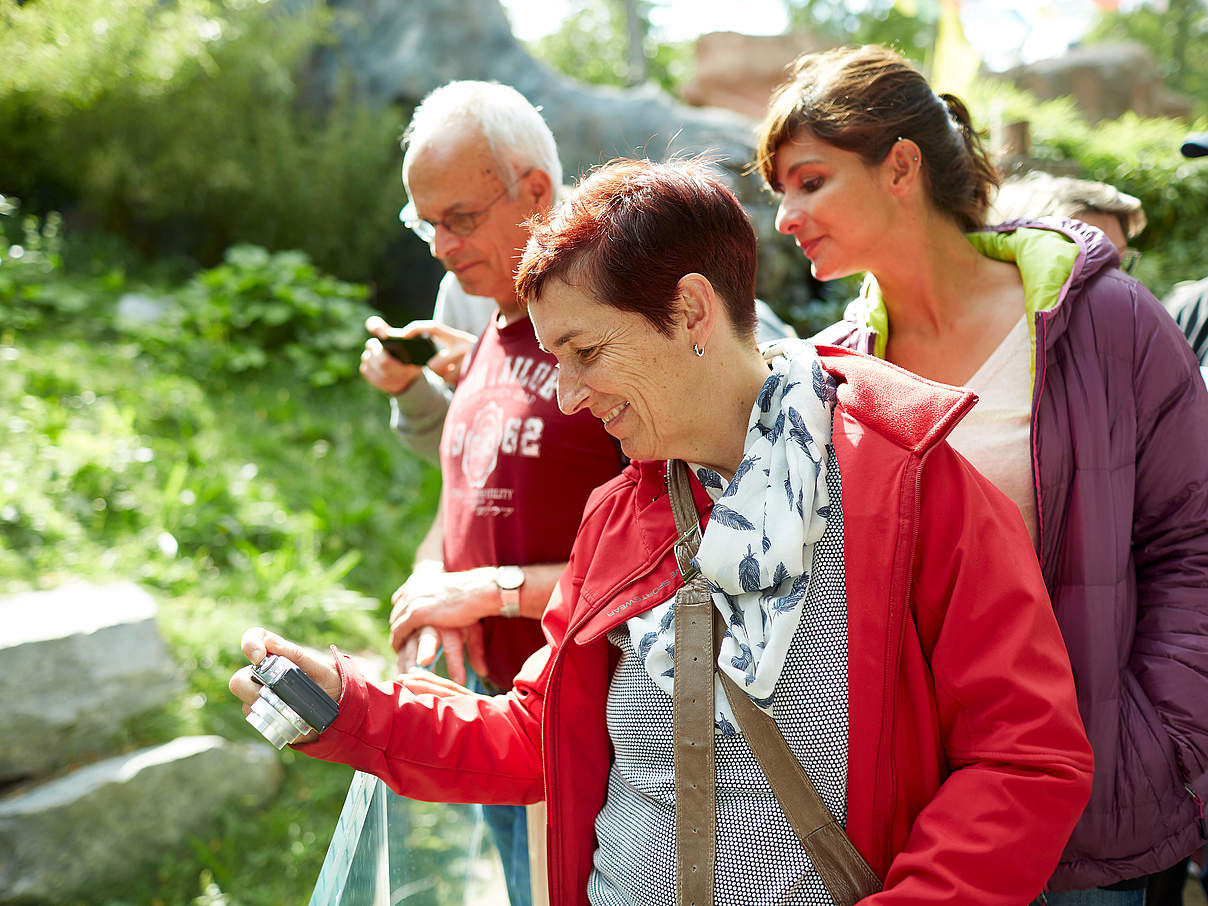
[399,169,533,244]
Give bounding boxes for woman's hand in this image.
[228,627,342,743]
[397,668,474,698]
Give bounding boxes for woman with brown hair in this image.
[756,44,1208,905]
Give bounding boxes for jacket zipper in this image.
[542,497,688,903]
[1187,784,1208,839]
[1030,308,1047,563]
[875,448,927,868]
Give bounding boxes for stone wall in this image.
[680,31,831,121]
[998,41,1193,122]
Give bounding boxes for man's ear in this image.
[522,168,555,211]
[676,273,717,349]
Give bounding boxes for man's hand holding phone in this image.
[360,316,477,395]
[381,334,439,367]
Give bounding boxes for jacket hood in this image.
[835,218,1121,360]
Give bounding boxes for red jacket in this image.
[302,348,1093,905]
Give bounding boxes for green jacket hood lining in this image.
[849,228,1081,376]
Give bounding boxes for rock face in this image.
[0,582,184,784]
[287,0,819,314]
[0,584,291,904]
[998,41,1193,122]
[298,0,755,178]
[0,737,282,904]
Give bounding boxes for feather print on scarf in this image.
[622,340,837,722]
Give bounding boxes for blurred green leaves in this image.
[967,80,1208,296]
[0,0,404,282]
[0,204,439,902]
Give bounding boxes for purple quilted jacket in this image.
[820,219,1208,889]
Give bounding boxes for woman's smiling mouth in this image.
[601,401,630,425]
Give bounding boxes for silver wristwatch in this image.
[495,565,525,617]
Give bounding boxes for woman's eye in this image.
[576,346,598,362]
[801,175,823,192]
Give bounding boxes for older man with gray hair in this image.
[361,81,628,906]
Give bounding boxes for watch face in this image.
[496,566,525,589]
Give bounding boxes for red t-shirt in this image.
[440,316,624,687]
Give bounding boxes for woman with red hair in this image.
[231,157,1092,906]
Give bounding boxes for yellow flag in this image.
[930,0,980,96]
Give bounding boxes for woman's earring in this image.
[693,343,704,358]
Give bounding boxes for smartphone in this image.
[381,335,438,366]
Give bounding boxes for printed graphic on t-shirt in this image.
[446,354,555,492]
[456,353,558,401]
[440,322,624,687]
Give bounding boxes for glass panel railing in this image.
[309,772,506,906]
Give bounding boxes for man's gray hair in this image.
[989,170,1147,238]
[402,80,563,195]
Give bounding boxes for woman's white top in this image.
[945,314,1039,548]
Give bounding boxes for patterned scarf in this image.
[623,340,837,719]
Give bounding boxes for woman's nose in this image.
[556,366,587,415]
[774,199,800,236]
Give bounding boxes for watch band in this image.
[500,586,520,618]
[495,565,525,617]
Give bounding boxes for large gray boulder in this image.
[298,0,755,178]
[287,0,818,313]
[0,582,184,783]
[0,736,283,904]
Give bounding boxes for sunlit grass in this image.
[2,274,443,903]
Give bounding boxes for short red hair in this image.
[515,157,758,337]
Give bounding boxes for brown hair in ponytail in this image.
[755,45,999,233]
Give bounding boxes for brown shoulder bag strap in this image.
[669,459,717,906]
[668,459,883,906]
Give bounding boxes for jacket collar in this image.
[817,345,976,454]
[571,349,975,643]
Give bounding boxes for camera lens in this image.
[246,685,315,749]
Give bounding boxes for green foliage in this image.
[0,223,443,903]
[2,195,376,386]
[0,0,405,282]
[1086,0,1208,119]
[783,0,938,65]
[966,80,1208,297]
[170,244,375,387]
[525,0,693,93]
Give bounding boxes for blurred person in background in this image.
[988,169,1146,267]
[758,44,1208,905]
[1164,133,1208,384]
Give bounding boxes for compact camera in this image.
[246,654,339,749]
